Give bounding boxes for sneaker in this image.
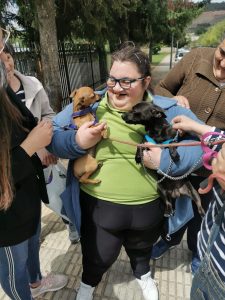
[67,223,80,244]
[76,282,95,300]
[136,271,159,300]
[191,252,201,275]
[30,274,68,298]
[151,239,176,260]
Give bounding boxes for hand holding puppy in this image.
[76,121,107,150]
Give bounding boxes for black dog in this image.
[122,102,204,217]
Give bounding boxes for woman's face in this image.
[213,40,225,82]
[107,61,151,111]
[2,52,15,82]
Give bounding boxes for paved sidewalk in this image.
[151,52,174,89]
[0,204,192,300]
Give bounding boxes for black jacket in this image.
[0,87,48,246]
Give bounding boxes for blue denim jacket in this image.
[48,94,204,234]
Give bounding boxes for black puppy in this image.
[122,101,204,217]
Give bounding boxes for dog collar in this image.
[65,106,98,130]
[144,134,175,145]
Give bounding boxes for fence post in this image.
[89,44,95,89]
[60,41,71,95]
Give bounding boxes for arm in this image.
[38,87,55,121]
[30,79,56,164]
[48,103,107,159]
[12,120,53,183]
[172,115,214,137]
[35,88,57,165]
[143,105,204,175]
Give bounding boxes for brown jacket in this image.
[155,47,225,130]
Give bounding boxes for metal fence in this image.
[12,41,108,107]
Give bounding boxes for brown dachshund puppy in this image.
[122,102,204,217]
[70,86,106,184]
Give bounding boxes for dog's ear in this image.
[70,89,77,98]
[152,108,166,118]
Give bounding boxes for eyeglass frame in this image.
[106,76,145,90]
[0,28,11,54]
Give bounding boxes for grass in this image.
[152,52,169,66]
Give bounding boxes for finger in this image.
[184,101,190,109]
[171,116,182,124]
[80,121,96,129]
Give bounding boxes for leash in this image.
[108,136,225,149]
[109,132,225,189]
[198,173,225,194]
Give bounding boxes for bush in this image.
[152,44,161,54]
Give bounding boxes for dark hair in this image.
[111,41,153,93]
[3,42,15,56]
[0,61,23,210]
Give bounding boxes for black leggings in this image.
[80,190,165,286]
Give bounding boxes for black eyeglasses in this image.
[106,76,145,90]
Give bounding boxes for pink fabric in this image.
[201,132,225,170]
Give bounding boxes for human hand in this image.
[76,121,107,149]
[142,144,162,170]
[173,95,190,109]
[212,143,225,189]
[172,115,213,137]
[20,120,53,156]
[36,148,58,166]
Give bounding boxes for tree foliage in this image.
[166,0,203,43]
[193,18,225,47]
[1,0,205,49]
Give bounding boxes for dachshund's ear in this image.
[70,89,77,98]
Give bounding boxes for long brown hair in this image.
[0,63,24,210]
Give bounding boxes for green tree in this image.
[194,18,225,47]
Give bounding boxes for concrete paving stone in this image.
[168,281,176,297]
[95,281,105,296]
[117,284,127,300]
[104,283,114,297]
[176,271,183,284]
[185,285,192,299]
[177,283,184,298]
[161,269,169,281]
[160,280,168,295]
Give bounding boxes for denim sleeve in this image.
[159,105,204,176]
[159,142,203,176]
[47,103,87,159]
